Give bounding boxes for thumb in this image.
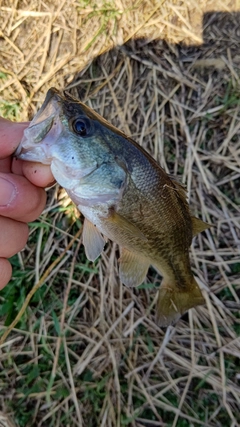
[0,258,12,289]
[0,117,29,159]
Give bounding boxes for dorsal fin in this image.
[169,178,189,208]
[191,216,211,236]
[170,177,211,237]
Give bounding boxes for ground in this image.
[0,1,240,426]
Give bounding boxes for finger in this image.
[0,217,28,258]
[0,157,11,173]
[0,173,47,222]
[0,118,29,158]
[12,158,55,188]
[0,258,12,289]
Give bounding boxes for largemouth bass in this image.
[16,88,209,327]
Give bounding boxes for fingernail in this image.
[0,178,17,206]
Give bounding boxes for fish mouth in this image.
[15,89,64,163]
[15,115,55,162]
[28,115,54,143]
[15,114,53,148]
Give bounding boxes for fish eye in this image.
[72,117,92,137]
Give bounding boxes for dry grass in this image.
[0,1,240,426]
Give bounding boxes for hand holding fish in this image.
[0,117,54,289]
[16,89,210,326]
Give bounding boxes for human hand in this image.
[0,117,55,289]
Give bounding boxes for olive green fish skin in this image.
[75,101,191,283]
[64,90,193,274]
[16,88,209,326]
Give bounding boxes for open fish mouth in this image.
[15,116,54,159]
[25,115,54,144]
[15,115,64,165]
[15,88,64,162]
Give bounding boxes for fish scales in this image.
[15,88,210,326]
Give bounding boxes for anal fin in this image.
[82,218,106,261]
[119,248,149,287]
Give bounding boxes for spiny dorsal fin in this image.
[82,218,106,261]
[119,248,149,287]
[170,178,189,209]
[170,177,211,237]
[191,217,211,237]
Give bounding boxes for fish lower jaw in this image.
[15,145,52,164]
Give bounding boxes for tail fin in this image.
[156,277,204,327]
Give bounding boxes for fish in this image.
[15,87,210,327]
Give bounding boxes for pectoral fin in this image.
[105,210,147,241]
[119,248,149,287]
[82,218,106,261]
[191,216,211,236]
[156,276,205,327]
